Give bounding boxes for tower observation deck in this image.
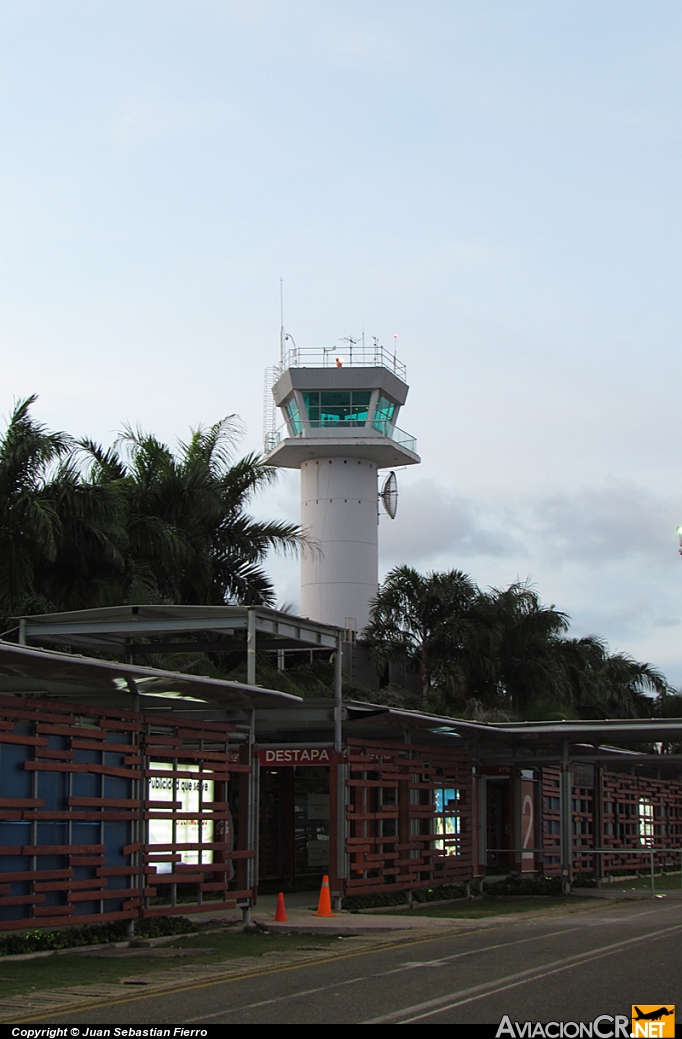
[264,343,420,632]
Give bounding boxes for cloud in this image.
[530,480,676,564]
[380,475,678,571]
[379,477,520,563]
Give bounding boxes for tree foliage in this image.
[0,397,303,620]
[364,566,672,720]
[362,565,478,704]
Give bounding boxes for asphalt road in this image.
[18,900,682,1025]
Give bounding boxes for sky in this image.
[2,1,682,681]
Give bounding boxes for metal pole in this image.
[651,848,655,897]
[560,740,572,894]
[248,708,255,879]
[247,608,256,686]
[333,632,345,908]
[136,690,146,932]
[478,774,487,872]
[334,633,343,753]
[244,708,258,924]
[513,771,522,872]
[335,759,349,904]
[594,767,603,889]
[18,618,26,645]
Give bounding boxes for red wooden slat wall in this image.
[540,767,562,874]
[0,696,253,931]
[541,767,682,877]
[601,770,682,874]
[140,715,253,919]
[344,738,473,895]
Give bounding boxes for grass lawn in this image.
[600,872,682,892]
[0,927,338,1000]
[366,896,591,919]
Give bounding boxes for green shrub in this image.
[571,873,597,888]
[412,884,467,903]
[342,883,467,911]
[342,890,407,910]
[0,915,194,957]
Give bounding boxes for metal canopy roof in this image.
[254,699,682,743]
[14,604,341,655]
[433,716,682,743]
[255,700,682,773]
[0,640,302,714]
[341,702,682,745]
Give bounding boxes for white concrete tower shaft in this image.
[300,456,378,629]
[264,346,420,632]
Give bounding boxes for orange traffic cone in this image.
[274,892,287,922]
[314,874,336,917]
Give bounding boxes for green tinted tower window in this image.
[303,390,371,426]
[373,394,397,432]
[285,397,303,435]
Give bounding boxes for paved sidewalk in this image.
[252,905,478,933]
[248,891,458,933]
[190,890,616,933]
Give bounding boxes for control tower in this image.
[264,341,420,632]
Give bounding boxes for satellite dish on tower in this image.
[380,471,398,519]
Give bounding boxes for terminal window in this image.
[433,787,461,857]
[148,763,214,872]
[638,797,655,846]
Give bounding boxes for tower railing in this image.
[264,420,417,455]
[277,344,407,381]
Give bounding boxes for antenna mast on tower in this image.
[280,278,285,367]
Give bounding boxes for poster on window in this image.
[148,762,216,874]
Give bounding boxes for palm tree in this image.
[80,417,305,607]
[33,455,125,612]
[470,582,570,715]
[0,397,135,619]
[0,396,68,618]
[0,399,305,621]
[364,568,672,721]
[0,396,123,618]
[557,636,668,719]
[363,566,479,706]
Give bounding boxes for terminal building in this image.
[2,604,682,931]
